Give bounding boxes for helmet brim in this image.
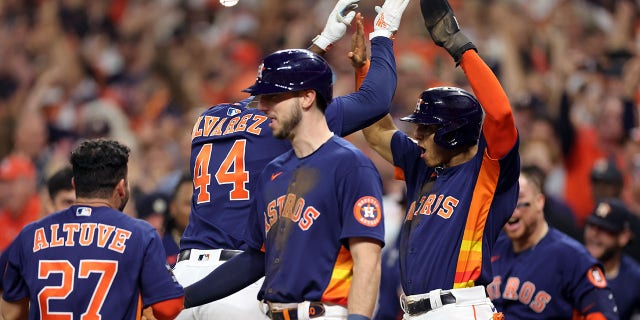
[399,113,442,125]
[242,81,293,96]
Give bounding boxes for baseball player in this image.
[360,0,520,318]
[181,1,410,319]
[488,167,619,319]
[584,198,640,320]
[174,1,401,319]
[1,139,184,320]
[0,165,75,317]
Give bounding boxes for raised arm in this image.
[332,0,409,137]
[421,0,517,158]
[362,115,398,164]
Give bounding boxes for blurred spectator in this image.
[0,154,42,253]
[43,165,75,214]
[135,191,170,236]
[591,157,625,201]
[584,199,640,320]
[521,165,581,241]
[163,172,192,267]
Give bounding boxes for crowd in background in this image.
[1,0,640,259]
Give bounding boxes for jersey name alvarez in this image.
[32,222,132,254]
[406,193,460,220]
[264,193,320,232]
[191,113,268,140]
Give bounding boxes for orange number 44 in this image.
[193,140,250,204]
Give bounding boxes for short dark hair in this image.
[70,139,130,198]
[520,165,545,194]
[47,166,74,199]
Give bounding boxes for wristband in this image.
[369,30,394,40]
[347,314,370,320]
[312,35,333,51]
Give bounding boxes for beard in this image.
[118,186,130,211]
[274,100,302,140]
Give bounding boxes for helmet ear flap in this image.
[434,118,469,149]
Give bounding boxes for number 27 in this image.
[38,259,118,320]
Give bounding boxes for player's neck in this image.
[514,221,549,253]
[291,114,333,158]
[602,253,622,279]
[75,197,114,209]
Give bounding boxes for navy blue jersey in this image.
[488,228,613,319]
[391,134,519,294]
[2,205,184,319]
[608,255,640,320]
[181,37,397,251]
[245,136,385,305]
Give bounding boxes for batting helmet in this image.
[243,49,334,106]
[400,87,483,149]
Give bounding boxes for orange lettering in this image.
[236,114,252,132]
[191,116,204,139]
[33,228,49,252]
[282,194,297,219]
[108,228,131,253]
[50,225,64,247]
[79,223,97,246]
[203,116,219,136]
[211,118,227,136]
[299,207,320,230]
[529,291,551,313]
[437,196,459,219]
[503,277,519,300]
[223,117,240,134]
[97,224,115,248]
[519,281,535,305]
[247,115,267,135]
[486,276,501,300]
[292,198,305,222]
[63,224,80,246]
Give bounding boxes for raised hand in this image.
[370,0,411,39]
[313,0,360,51]
[348,13,367,68]
[420,0,476,64]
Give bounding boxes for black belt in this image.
[406,292,456,315]
[266,302,325,320]
[177,249,242,262]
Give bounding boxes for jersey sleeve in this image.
[2,236,29,302]
[338,163,386,246]
[563,249,617,317]
[325,37,397,137]
[139,227,184,307]
[460,50,517,159]
[244,174,267,251]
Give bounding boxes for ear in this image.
[299,89,317,110]
[115,179,126,197]
[535,192,545,210]
[71,177,75,189]
[618,229,632,247]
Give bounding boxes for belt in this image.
[266,302,325,320]
[406,292,456,315]
[177,249,242,262]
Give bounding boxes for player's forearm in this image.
[347,239,382,318]
[1,297,29,320]
[338,37,397,136]
[460,50,517,158]
[183,249,265,308]
[362,114,396,164]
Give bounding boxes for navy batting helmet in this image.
[243,49,334,106]
[400,87,483,149]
